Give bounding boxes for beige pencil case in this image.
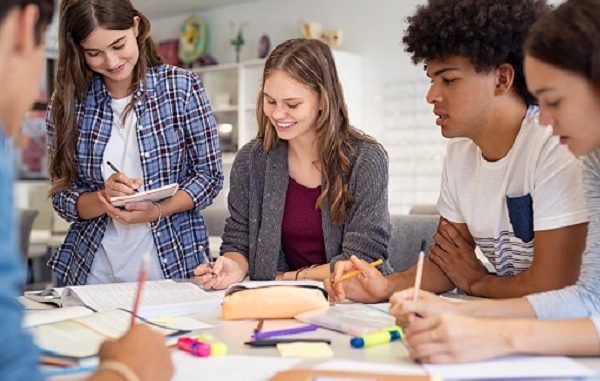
[221,285,328,320]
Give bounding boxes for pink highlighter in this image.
[177,337,211,357]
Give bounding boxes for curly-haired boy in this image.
[327,0,589,302]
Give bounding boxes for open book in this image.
[110,182,179,207]
[25,280,222,319]
[30,308,181,360]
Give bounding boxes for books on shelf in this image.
[25,280,222,319]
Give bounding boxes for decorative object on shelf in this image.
[158,39,179,66]
[178,15,206,67]
[300,22,344,48]
[258,34,270,59]
[230,21,246,63]
[198,53,218,66]
[301,22,322,39]
[321,30,343,48]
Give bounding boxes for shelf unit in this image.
[190,50,362,153]
[191,59,264,152]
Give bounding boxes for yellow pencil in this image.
[333,259,383,284]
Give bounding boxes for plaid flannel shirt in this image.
[46,64,223,285]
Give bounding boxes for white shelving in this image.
[191,60,264,152]
[191,50,363,152]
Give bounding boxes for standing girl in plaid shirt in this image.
[46,0,223,285]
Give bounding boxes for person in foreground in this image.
[47,0,223,285]
[194,38,391,289]
[390,0,600,364]
[326,0,589,302]
[0,0,172,379]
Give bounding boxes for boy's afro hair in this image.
[403,0,551,105]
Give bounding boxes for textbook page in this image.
[23,306,93,328]
[61,280,222,319]
[110,183,178,207]
[423,355,595,379]
[33,309,177,358]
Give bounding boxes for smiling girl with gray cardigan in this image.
[193,38,392,289]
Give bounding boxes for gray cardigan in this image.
[220,138,392,280]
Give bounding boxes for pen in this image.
[252,324,319,340]
[245,338,331,347]
[131,253,149,327]
[413,240,427,302]
[106,161,139,193]
[333,258,383,284]
[254,319,264,335]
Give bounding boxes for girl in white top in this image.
[389,0,600,363]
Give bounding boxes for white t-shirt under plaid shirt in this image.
[87,95,164,284]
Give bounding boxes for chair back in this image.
[388,214,439,272]
[19,208,38,259]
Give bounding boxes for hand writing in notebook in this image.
[192,255,246,290]
[103,161,143,200]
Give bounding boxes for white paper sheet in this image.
[172,353,302,381]
[423,355,595,379]
[314,359,426,375]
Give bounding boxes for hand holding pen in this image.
[97,161,157,225]
[324,255,389,304]
[192,255,246,290]
[104,161,143,200]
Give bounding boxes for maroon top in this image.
[281,177,326,270]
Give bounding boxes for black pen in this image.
[244,338,331,347]
[106,161,139,193]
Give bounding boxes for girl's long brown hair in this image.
[257,38,383,226]
[49,0,162,195]
[525,0,600,92]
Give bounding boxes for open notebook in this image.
[25,280,221,319]
[30,308,181,361]
[110,183,178,207]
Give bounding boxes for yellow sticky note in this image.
[276,342,334,358]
